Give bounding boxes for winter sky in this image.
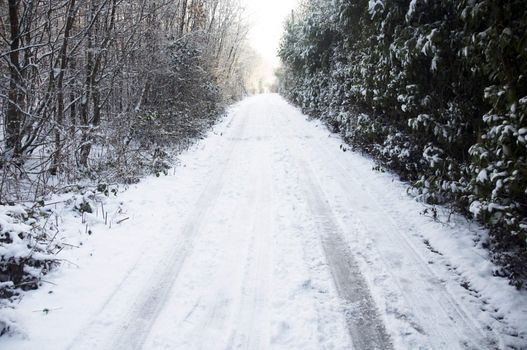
[243,0,299,86]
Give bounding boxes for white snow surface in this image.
[1,94,526,349]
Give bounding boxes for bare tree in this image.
[0,0,255,202]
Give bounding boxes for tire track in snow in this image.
[68,110,249,350]
[109,113,251,350]
[325,135,518,342]
[305,134,494,349]
[226,140,274,350]
[284,137,393,350]
[186,140,263,350]
[299,159,393,350]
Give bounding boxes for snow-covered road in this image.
[2,94,526,349]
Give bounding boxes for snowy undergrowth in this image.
[0,183,126,336]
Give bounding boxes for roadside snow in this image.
[1,94,526,349]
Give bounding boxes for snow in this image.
[1,94,526,349]
[477,169,488,183]
[368,0,384,15]
[406,0,417,22]
[469,200,483,217]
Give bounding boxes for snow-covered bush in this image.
[0,206,57,300]
[0,182,122,308]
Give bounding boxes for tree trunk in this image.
[5,0,23,160]
[179,0,187,36]
[79,1,95,168]
[50,0,77,175]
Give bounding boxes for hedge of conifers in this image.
[278,0,527,288]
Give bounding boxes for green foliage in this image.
[96,184,108,196]
[279,0,527,286]
[77,200,92,214]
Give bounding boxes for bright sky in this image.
[243,0,299,87]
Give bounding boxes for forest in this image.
[278,0,527,287]
[0,0,253,200]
